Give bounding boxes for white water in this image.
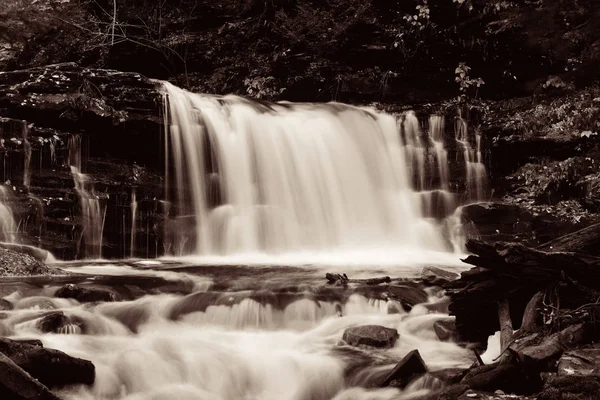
[454,113,487,202]
[2,272,474,400]
[68,135,106,259]
[130,188,138,258]
[162,84,478,258]
[0,186,18,243]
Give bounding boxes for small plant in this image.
[455,62,485,100]
[402,1,431,31]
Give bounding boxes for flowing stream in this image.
[2,262,473,400]
[0,83,490,399]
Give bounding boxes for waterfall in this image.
[454,113,487,202]
[0,186,17,243]
[161,83,458,257]
[68,135,106,259]
[130,188,137,258]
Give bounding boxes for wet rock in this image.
[14,347,95,388]
[0,299,13,310]
[385,284,429,309]
[36,312,69,333]
[55,283,120,303]
[342,325,399,349]
[0,353,60,400]
[558,345,600,376]
[380,349,428,388]
[538,374,600,400]
[0,338,95,388]
[434,319,458,342]
[422,267,459,286]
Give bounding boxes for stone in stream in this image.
[36,312,70,333]
[379,349,428,388]
[385,284,429,309]
[0,338,95,388]
[55,283,120,303]
[434,319,458,342]
[0,298,13,310]
[342,325,399,349]
[0,353,60,400]
[421,266,460,286]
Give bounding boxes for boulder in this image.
[379,349,428,388]
[342,325,399,349]
[558,346,600,376]
[0,353,60,400]
[0,299,13,310]
[55,284,120,303]
[0,338,95,388]
[422,267,459,286]
[36,312,69,333]
[14,347,95,388]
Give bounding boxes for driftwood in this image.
[537,222,600,256]
[325,273,391,286]
[445,238,600,344]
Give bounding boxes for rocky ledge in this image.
[0,63,164,259]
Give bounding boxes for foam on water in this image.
[3,286,473,400]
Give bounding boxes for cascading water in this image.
[454,112,487,202]
[130,188,137,258]
[0,83,492,400]
[0,186,17,243]
[1,267,474,400]
[161,83,463,258]
[68,135,106,259]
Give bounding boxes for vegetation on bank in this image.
[1,0,599,103]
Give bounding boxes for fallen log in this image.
[445,239,600,344]
[537,222,600,256]
[325,273,391,286]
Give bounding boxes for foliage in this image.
[492,88,600,142]
[455,62,485,100]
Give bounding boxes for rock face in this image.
[0,64,164,259]
[342,325,399,349]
